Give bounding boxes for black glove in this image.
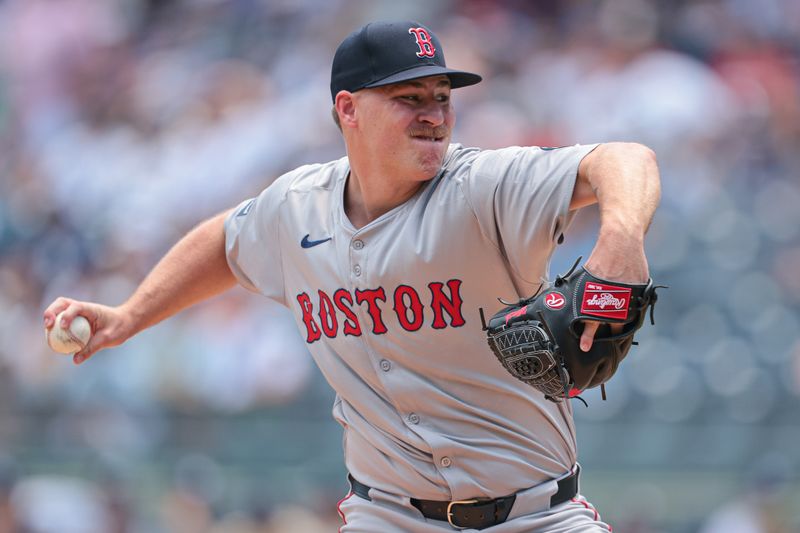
[483,258,662,402]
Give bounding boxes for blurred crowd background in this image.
[1,0,799,531]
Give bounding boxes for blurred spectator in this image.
[10,476,114,533]
[700,454,796,533]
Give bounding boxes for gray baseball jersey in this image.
[225,142,598,501]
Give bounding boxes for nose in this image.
[417,101,446,126]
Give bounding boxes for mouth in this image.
[411,135,445,143]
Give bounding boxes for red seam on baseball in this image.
[46,322,86,352]
[65,325,87,348]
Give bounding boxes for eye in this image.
[400,95,420,102]
[436,94,450,103]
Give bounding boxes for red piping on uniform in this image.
[571,497,612,531]
[337,491,354,533]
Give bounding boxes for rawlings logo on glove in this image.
[481,258,663,403]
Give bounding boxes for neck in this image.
[344,164,425,229]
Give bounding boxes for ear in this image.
[334,91,358,128]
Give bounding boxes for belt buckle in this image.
[446,499,479,529]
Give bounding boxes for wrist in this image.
[586,230,649,284]
[117,301,146,337]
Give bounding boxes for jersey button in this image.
[407,413,420,425]
[353,240,364,250]
[440,457,452,468]
[353,265,361,276]
[380,360,391,372]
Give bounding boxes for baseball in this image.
[46,311,92,354]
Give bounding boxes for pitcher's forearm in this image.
[120,209,237,335]
[572,142,661,284]
[585,143,661,239]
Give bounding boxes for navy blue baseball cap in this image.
[330,21,482,101]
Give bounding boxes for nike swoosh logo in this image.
[301,234,332,248]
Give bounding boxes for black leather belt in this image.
[348,465,579,530]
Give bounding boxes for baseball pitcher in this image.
[44,21,662,532]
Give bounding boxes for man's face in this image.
[352,75,455,181]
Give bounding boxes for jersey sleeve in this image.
[461,144,599,284]
[224,182,286,305]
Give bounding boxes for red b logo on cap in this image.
[408,27,436,58]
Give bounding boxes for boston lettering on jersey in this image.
[296,280,465,343]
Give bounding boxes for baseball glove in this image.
[482,258,662,403]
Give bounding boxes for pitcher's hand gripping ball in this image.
[482,258,663,402]
[46,311,92,354]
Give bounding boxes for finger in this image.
[74,350,90,365]
[580,321,600,352]
[59,303,99,330]
[73,330,106,365]
[43,297,73,328]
